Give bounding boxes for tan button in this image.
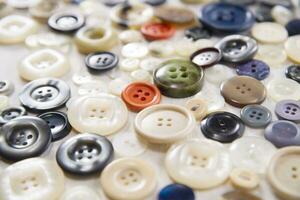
[184,98,207,121]
[155,6,195,25]
[220,76,266,108]
[229,168,260,190]
[221,191,262,200]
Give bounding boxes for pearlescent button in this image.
[60,186,101,200]
[205,64,234,86]
[267,78,300,102]
[29,1,59,22]
[149,40,175,57]
[0,106,27,125]
[0,80,14,96]
[251,22,288,44]
[255,44,287,67]
[230,168,260,190]
[131,69,152,82]
[236,59,270,80]
[121,43,149,59]
[72,71,93,85]
[6,0,41,9]
[285,35,300,63]
[286,65,300,83]
[0,95,9,111]
[119,30,144,44]
[120,58,140,72]
[195,88,225,113]
[240,104,272,128]
[85,52,118,73]
[275,100,300,123]
[185,98,208,121]
[140,57,161,72]
[108,78,129,96]
[158,184,195,200]
[271,5,293,25]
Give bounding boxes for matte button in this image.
[201,111,245,143]
[265,120,300,148]
[230,168,260,190]
[236,59,270,80]
[286,65,300,83]
[0,116,51,161]
[184,26,211,41]
[240,105,272,128]
[85,52,118,73]
[275,100,300,123]
[221,76,266,108]
[56,133,113,175]
[285,35,300,63]
[153,59,204,98]
[251,22,288,44]
[0,80,14,96]
[158,184,195,200]
[0,106,27,125]
[267,78,300,102]
[141,22,175,41]
[155,6,195,25]
[190,47,221,68]
[48,11,85,33]
[221,191,262,200]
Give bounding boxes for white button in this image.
[77,81,106,96]
[72,71,93,85]
[0,80,14,96]
[0,158,65,200]
[121,43,149,59]
[195,88,225,113]
[175,38,214,58]
[165,138,232,189]
[68,94,128,136]
[131,69,152,82]
[60,186,101,200]
[6,0,41,9]
[285,35,300,63]
[229,137,276,174]
[18,49,69,81]
[271,5,293,25]
[184,98,208,121]
[119,30,144,44]
[0,95,9,111]
[267,147,300,200]
[100,158,157,200]
[134,104,196,143]
[251,22,288,44]
[29,1,59,22]
[0,15,38,44]
[140,57,161,73]
[205,64,234,85]
[108,78,129,96]
[120,58,140,72]
[148,40,175,58]
[255,44,287,67]
[230,168,260,190]
[267,78,300,102]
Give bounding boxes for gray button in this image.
[275,100,300,123]
[0,80,14,96]
[48,11,85,33]
[240,105,272,128]
[0,106,27,125]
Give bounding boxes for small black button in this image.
[185,26,211,41]
[85,52,119,73]
[286,65,300,83]
[0,106,27,125]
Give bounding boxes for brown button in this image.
[154,6,195,25]
[221,191,261,200]
[220,76,266,108]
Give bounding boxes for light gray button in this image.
[240,105,272,128]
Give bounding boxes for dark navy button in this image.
[0,106,27,125]
[48,11,85,33]
[240,104,272,128]
[199,2,255,32]
[286,19,300,36]
[253,4,273,22]
[286,65,300,83]
[201,112,245,143]
[0,116,52,161]
[38,111,71,142]
[85,52,119,73]
[236,59,270,80]
[275,100,300,123]
[141,0,166,6]
[184,26,211,41]
[158,184,195,200]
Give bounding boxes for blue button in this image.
[286,19,300,36]
[158,184,195,200]
[236,59,270,80]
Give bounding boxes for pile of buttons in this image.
[0,0,300,200]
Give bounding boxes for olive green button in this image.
[153,59,204,98]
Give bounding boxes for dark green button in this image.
[153,59,204,98]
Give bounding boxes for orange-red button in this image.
[121,82,161,112]
[141,22,175,41]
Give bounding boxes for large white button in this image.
[68,94,128,136]
[100,158,157,200]
[0,158,65,200]
[195,88,225,113]
[120,58,140,72]
[229,137,276,174]
[119,30,144,44]
[230,168,260,190]
[285,35,300,63]
[271,5,293,25]
[18,49,69,81]
[251,22,288,44]
[60,186,101,200]
[77,81,106,96]
[165,138,232,189]
[205,64,234,85]
[148,40,175,58]
[255,44,287,67]
[267,78,300,102]
[121,43,149,59]
[135,104,196,143]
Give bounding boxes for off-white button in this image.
[0,158,65,200]
[195,88,225,113]
[140,57,161,73]
[60,186,101,200]
[121,43,149,59]
[267,78,300,102]
[7,0,41,9]
[120,58,140,72]
[165,138,232,189]
[285,35,300,63]
[271,5,293,25]
[108,78,129,96]
[100,158,157,200]
[251,22,288,44]
[18,49,69,81]
[77,81,106,96]
[230,168,260,190]
[131,69,152,82]
[255,44,287,67]
[148,40,175,58]
[119,30,144,44]
[72,71,93,85]
[0,95,9,111]
[175,38,214,58]
[184,98,208,121]
[205,64,234,85]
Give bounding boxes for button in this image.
[18,49,70,81]
[0,95,9,111]
[267,147,300,200]
[265,120,300,148]
[185,26,211,41]
[135,104,195,143]
[185,98,207,121]
[67,94,128,136]
[0,158,65,200]
[85,52,118,73]
[48,11,85,33]
[0,15,38,44]
[158,184,195,200]
[221,76,266,108]
[103,0,126,7]
[251,22,288,44]
[38,111,71,142]
[271,5,293,25]
[6,0,40,9]
[220,0,255,4]
[0,116,51,161]
[140,57,161,72]
[195,88,225,113]
[141,22,175,41]
[267,78,300,102]
[29,0,59,22]
[230,168,260,190]
[260,0,293,8]
[121,82,161,112]
[120,58,140,72]
[141,0,166,6]
[255,44,287,67]
[100,158,157,200]
[275,100,300,123]
[119,30,144,44]
[0,80,14,96]
[201,111,245,143]
[229,136,276,174]
[205,64,234,86]
[155,6,195,25]
[131,69,152,82]
[153,59,204,98]
[121,42,149,59]
[286,65,300,83]
[221,191,262,200]
[190,47,221,68]
[0,106,27,125]
[148,40,175,57]
[0,2,13,18]
[199,2,255,32]
[56,133,113,175]
[285,35,300,63]
[19,78,70,112]
[240,105,272,128]
[60,186,101,200]
[78,81,106,96]
[253,4,273,22]
[72,71,93,85]
[215,35,258,63]
[165,138,232,189]
[286,19,300,36]
[108,78,130,96]
[236,59,270,80]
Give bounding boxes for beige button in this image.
[149,40,175,57]
[155,6,195,25]
[184,98,208,121]
[220,76,266,108]
[255,44,287,67]
[267,78,300,102]
[285,35,300,63]
[230,168,260,190]
[251,22,288,44]
[221,191,262,200]
[29,1,59,22]
[119,30,144,44]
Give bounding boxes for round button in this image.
[251,22,288,44]
[141,22,175,41]
[121,82,161,112]
[220,76,266,108]
[286,65,300,83]
[56,133,113,175]
[253,4,273,23]
[255,44,287,67]
[121,43,149,59]
[0,158,65,200]
[185,26,211,41]
[158,184,195,200]
[67,94,128,136]
[275,100,300,123]
[271,5,293,25]
[201,111,245,143]
[0,80,14,96]
[220,0,255,4]
[119,30,144,44]
[103,0,126,6]
[155,6,195,25]
[205,64,234,86]
[108,78,130,96]
[190,47,222,68]
[131,69,152,82]
[100,158,157,200]
[195,88,225,113]
[72,71,93,85]
[230,168,260,190]
[153,59,204,98]
[135,104,195,143]
[267,78,300,102]
[240,105,272,128]
[221,191,262,200]
[29,0,59,22]
[60,186,101,200]
[141,0,166,6]
[165,138,232,189]
[285,35,300,63]
[0,95,9,111]
[148,40,175,57]
[286,19,300,36]
[0,106,27,125]
[267,147,300,200]
[265,120,300,148]
[77,81,106,96]
[260,0,293,8]
[85,52,118,73]
[236,59,270,80]
[199,2,255,32]
[0,116,51,161]
[140,57,161,72]
[6,0,40,8]
[48,11,85,33]
[19,78,70,112]
[120,58,140,72]
[38,111,71,142]
[184,98,207,121]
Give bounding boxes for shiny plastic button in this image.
[155,6,195,25]
[85,52,118,73]
[230,168,260,190]
[185,26,211,41]
[141,22,175,41]
[142,0,166,6]
[267,78,300,102]
[0,80,14,96]
[185,98,207,121]
[121,42,149,59]
[236,59,270,80]
[286,65,300,83]
[190,47,221,68]
[205,64,234,86]
[285,35,300,63]
[48,11,85,33]
[240,104,272,128]
[60,186,101,200]
[77,81,106,96]
[251,22,288,44]
[271,5,293,25]
[286,19,300,36]
[119,30,144,44]
[255,44,287,67]
[195,88,225,113]
[158,184,195,200]
[275,100,300,123]
[120,58,140,72]
[0,106,27,125]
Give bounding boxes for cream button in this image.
[77,81,106,96]
[205,64,234,85]
[108,78,129,96]
[165,138,232,189]
[0,95,9,111]
[0,158,65,200]
[131,69,152,82]
[119,30,144,44]
[60,186,101,200]
[72,71,93,85]
[267,78,300,102]
[121,43,149,59]
[120,58,140,72]
[195,88,225,113]
[68,94,128,136]
[148,40,175,57]
[140,57,161,73]
[229,137,276,174]
[255,44,287,67]
[285,35,300,63]
[230,168,260,190]
[18,49,69,81]
[100,158,157,200]
[271,5,293,25]
[184,98,208,121]
[174,38,197,58]
[6,0,41,9]
[251,22,288,44]
[135,104,195,144]
[0,15,38,44]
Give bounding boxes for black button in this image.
[0,116,52,161]
[38,111,71,142]
[185,26,211,41]
[141,0,166,6]
[48,11,85,33]
[56,133,114,175]
[0,106,27,125]
[286,19,300,36]
[200,112,245,143]
[286,65,300,83]
[85,52,119,73]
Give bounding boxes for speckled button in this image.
[190,47,222,68]
[48,11,85,33]
[275,100,300,123]
[158,184,195,200]
[285,35,300,63]
[267,78,300,102]
[240,105,272,128]
[0,106,27,125]
[286,65,300,83]
[0,80,14,96]
[155,6,195,25]
[251,22,288,44]
[236,59,270,80]
[85,52,118,73]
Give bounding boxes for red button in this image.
[141,22,175,41]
